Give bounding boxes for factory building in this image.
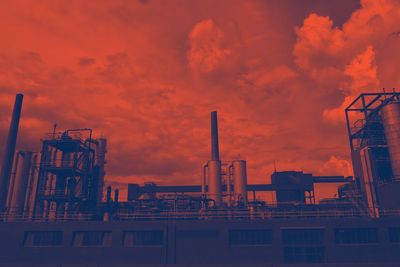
[0,92,400,266]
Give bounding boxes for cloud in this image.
[187,19,231,73]
[78,57,96,67]
[294,0,400,125]
[0,0,380,196]
[323,46,379,123]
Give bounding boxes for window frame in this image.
[228,229,273,246]
[122,230,164,247]
[23,231,64,247]
[334,228,379,245]
[72,231,112,247]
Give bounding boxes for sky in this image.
[1,0,400,199]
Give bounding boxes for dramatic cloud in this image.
[4,0,400,201]
[293,0,400,125]
[187,19,231,73]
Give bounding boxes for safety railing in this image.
[2,209,400,222]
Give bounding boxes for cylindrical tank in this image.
[6,152,20,209]
[25,153,38,217]
[381,101,400,180]
[232,160,248,205]
[9,151,33,216]
[208,160,222,206]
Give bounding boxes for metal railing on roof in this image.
[2,209,400,222]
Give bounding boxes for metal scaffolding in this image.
[33,129,98,219]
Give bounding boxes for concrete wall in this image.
[0,218,400,265]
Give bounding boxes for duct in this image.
[380,101,400,180]
[0,94,23,210]
[232,160,248,205]
[8,151,33,217]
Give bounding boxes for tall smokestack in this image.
[211,111,220,160]
[208,111,222,206]
[0,93,23,210]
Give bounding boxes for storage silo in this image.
[381,101,400,180]
[8,151,33,217]
[232,160,247,205]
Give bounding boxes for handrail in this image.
[2,209,400,222]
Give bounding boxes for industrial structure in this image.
[0,92,400,266]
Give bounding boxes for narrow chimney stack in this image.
[211,111,220,161]
[0,94,23,210]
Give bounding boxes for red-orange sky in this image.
[1,0,400,199]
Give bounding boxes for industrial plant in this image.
[1,92,400,266]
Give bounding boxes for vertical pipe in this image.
[106,186,112,203]
[211,111,220,161]
[114,189,119,203]
[96,138,107,203]
[226,163,233,206]
[201,163,208,195]
[0,94,23,210]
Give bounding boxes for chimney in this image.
[0,94,23,210]
[211,111,220,160]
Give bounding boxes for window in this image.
[281,229,325,264]
[283,247,325,264]
[72,231,112,247]
[229,229,272,246]
[282,229,324,245]
[123,231,163,247]
[24,231,63,247]
[177,229,219,238]
[335,228,378,244]
[388,227,400,243]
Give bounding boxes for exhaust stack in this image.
[211,111,220,161]
[0,94,23,210]
[207,111,222,206]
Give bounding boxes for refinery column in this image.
[0,94,23,211]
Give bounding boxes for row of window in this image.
[24,231,163,247]
[23,227,400,248]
